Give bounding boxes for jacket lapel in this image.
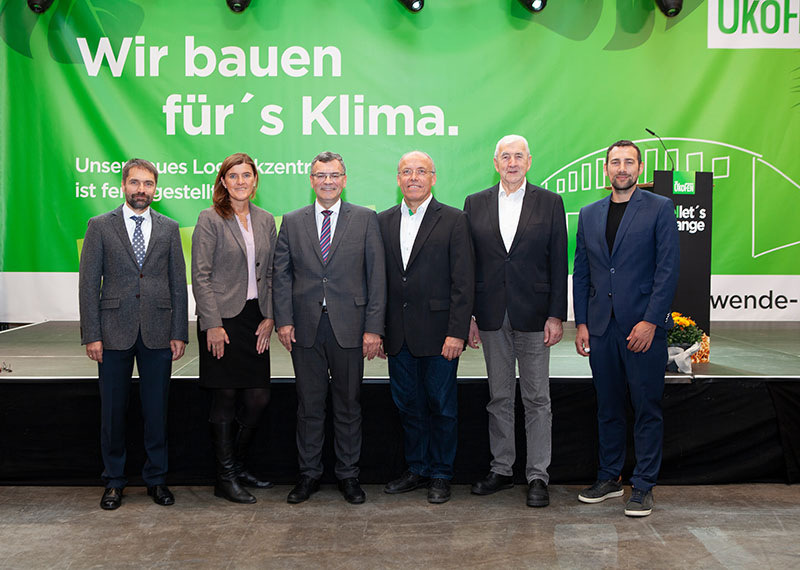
[111,205,139,268]
[386,205,404,272]
[406,198,441,271]
[486,186,504,250]
[302,205,325,265]
[223,212,247,259]
[509,183,537,254]
[326,202,351,262]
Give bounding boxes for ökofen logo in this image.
[673,172,696,195]
[709,0,800,49]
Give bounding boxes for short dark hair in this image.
[311,151,346,174]
[122,158,158,184]
[606,140,641,164]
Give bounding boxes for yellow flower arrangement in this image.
[667,312,709,363]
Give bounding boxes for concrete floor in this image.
[1,484,798,569]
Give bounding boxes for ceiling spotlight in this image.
[226,0,251,12]
[399,0,424,12]
[519,0,547,13]
[655,0,683,17]
[27,0,54,13]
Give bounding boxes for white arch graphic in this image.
[542,138,799,259]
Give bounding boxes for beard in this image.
[611,175,636,192]
[127,193,153,210]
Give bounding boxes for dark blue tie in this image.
[131,215,145,267]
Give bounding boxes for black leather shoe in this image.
[287,475,320,504]
[100,487,123,510]
[527,479,550,507]
[147,484,175,506]
[427,478,451,504]
[471,471,514,495]
[384,470,429,494]
[338,477,366,504]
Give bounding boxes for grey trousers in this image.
[291,313,363,480]
[480,313,552,484]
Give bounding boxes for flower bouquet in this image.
[666,312,709,373]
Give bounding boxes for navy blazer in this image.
[572,187,680,336]
[464,182,567,332]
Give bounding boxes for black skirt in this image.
[198,299,271,389]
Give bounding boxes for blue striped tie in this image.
[320,210,333,262]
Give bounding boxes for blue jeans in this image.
[388,344,459,479]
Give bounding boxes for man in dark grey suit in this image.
[79,158,188,510]
[464,135,567,508]
[273,151,386,504]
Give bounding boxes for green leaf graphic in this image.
[0,0,41,58]
[48,0,143,64]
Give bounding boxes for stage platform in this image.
[1,321,798,486]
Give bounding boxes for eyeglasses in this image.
[399,168,435,177]
[311,172,345,181]
[126,178,156,189]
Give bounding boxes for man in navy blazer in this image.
[572,140,679,517]
[79,158,188,510]
[464,135,567,508]
[379,151,474,504]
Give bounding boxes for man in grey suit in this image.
[273,151,386,504]
[464,135,567,507]
[79,158,188,510]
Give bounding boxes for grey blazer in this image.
[272,201,386,349]
[79,205,189,350]
[191,204,277,331]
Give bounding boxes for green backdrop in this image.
[2,0,798,319]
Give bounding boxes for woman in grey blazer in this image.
[191,153,277,504]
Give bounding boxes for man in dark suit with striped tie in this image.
[273,151,386,504]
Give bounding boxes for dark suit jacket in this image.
[464,182,567,332]
[79,204,189,350]
[191,205,277,331]
[378,197,474,358]
[572,187,680,336]
[272,201,386,349]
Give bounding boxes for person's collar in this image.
[499,179,527,198]
[122,203,151,220]
[315,199,341,215]
[402,193,433,217]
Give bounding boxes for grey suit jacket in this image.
[191,204,277,331]
[272,201,386,349]
[79,204,189,350]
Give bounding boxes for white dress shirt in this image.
[315,198,341,241]
[122,203,152,251]
[234,212,258,301]
[498,179,526,252]
[400,193,433,270]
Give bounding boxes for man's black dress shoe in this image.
[338,477,366,504]
[100,487,123,510]
[527,479,549,507]
[384,470,429,494]
[287,475,320,504]
[427,478,451,504]
[471,471,514,495]
[147,485,175,506]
